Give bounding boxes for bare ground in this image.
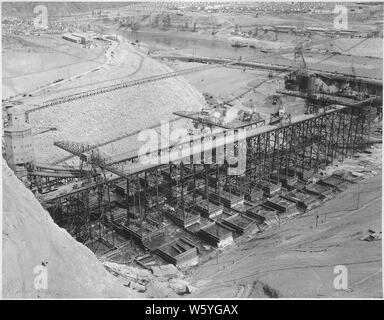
[188,150,382,298]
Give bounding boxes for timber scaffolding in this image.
[40,103,374,259]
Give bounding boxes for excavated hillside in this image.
[21,41,207,164]
[2,161,136,298]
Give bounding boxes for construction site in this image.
[2,2,383,298]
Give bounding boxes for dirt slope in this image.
[22,41,207,164]
[2,161,135,298]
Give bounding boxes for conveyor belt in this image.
[30,170,80,178]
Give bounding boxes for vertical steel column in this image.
[137,175,143,236]
[180,162,185,225]
[126,178,130,225]
[346,110,354,157]
[301,120,310,175]
[326,112,336,164]
[204,164,210,211]
[315,116,324,170]
[155,168,160,224]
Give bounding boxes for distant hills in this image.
[1,1,128,18]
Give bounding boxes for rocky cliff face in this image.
[2,161,135,298]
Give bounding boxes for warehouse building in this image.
[62,33,82,44]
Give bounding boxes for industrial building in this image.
[3,107,34,180]
[62,33,82,44]
[72,32,89,44]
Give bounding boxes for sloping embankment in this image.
[2,161,135,298]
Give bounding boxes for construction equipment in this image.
[269,104,291,126]
[242,110,254,122]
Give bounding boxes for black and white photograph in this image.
[1,0,383,302]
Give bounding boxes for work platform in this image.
[174,110,266,131]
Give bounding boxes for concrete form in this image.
[199,222,234,248]
[210,189,244,208]
[263,195,299,217]
[305,182,335,199]
[244,204,277,225]
[319,175,351,191]
[333,171,364,184]
[258,180,282,197]
[155,237,198,267]
[194,197,224,219]
[245,187,264,202]
[112,218,164,247]
[281,190,322,211]
[163,208,201,228]
[221,213,257,235]
[271,172,298,187]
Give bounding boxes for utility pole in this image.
[356,181,360,209]
[315,209,319,228]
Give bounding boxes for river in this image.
[123,30,261,59]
